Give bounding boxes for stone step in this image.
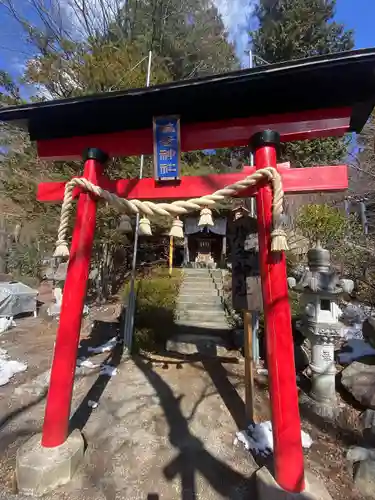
[175,322,231,333]
[176,301,224,311]
[166,333,234,357]
[178,289,221,298]
[182,278,224,287]
[175,310,226,322]
[182,277,215,285]
[183,270,211,277]
[175,318,230,329]
[180,281,217,289]
[179,287,223,296]
[177,300,223,309]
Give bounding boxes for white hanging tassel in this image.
[139,217,152,236]
[54,241,70,258]
[118,214,133,233]
[169,217,184,239]
[198,207,214,227]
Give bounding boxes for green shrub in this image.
[295,204,348,247]
[122,266,182,352]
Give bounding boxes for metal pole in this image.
[252,130,305,493]
[248,50,256,217]
[42,149,107,447]
[248,49,260,364]
[123,51,153,352]
[248,49,255,181]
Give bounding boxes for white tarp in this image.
[0,282,38,317]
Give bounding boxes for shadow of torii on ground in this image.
[133,356,257,500]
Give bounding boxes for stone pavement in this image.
[0,343,258,500]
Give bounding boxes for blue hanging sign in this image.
[153,115,181,181]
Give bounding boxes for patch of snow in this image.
[0,316,15,334]
[76,358,98,369]
[100,364,117,377]
[88,337,118,354]
[338,339,375,364]
[0,348,27,386]
[234,421,312,457]
[88,400,98,408]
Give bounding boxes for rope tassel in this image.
[198,207,214,227]
[169,217,184,238]
[139,217,152,236]
[53,167,289,258]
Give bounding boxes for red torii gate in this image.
[1,48,375,496]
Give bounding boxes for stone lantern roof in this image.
[290,246,354,295]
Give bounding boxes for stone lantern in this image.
[288,245,354,416]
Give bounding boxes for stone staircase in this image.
[166,268,233,356]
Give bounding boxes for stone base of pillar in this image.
[16,430,84,497]
[256,466,333,500]
[299,391,342,420]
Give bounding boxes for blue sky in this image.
[1,0,375,83]
[336,0,375,50]
[220,0,375,66]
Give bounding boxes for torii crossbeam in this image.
[1,48,375,497]
[37,164,348,202]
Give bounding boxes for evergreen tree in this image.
[251,0,355,167]
[109,0,239,79]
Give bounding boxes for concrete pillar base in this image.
[299,392,341,421]
[256,466,333,500]
[16,430,84,497]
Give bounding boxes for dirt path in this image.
[1,355,258,499]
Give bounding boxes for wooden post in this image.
[221,235,227,268]
[183,235,189,265]
[243,309,255,423]
[169,235,174,276]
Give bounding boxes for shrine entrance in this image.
[184,213,227,268]
[1,48,375,498]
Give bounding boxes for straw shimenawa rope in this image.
[53,166,288,258]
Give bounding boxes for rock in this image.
[361,409,375,430]
[347,447,375,497]
[341,303,368,326]
[363,318,375,348]
[341,356,375,409]
[360,410,375,444]
[347,446,375,463]
[353,459,375,498]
